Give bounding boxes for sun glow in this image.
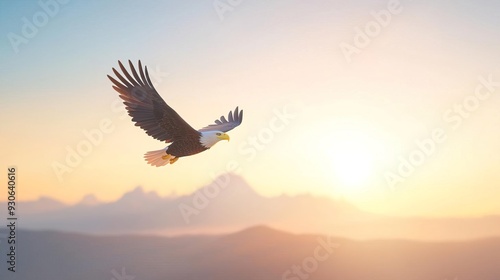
[330,145,374,187]
[324,129,380,195]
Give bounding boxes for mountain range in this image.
[0,226,498,280]
[7,173,500,240]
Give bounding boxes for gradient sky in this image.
[1,0,500,217]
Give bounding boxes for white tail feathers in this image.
[144,148,177,167]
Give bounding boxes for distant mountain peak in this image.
[224,225,293,242]
[237,225,280,234]
[119,186,161,202]
[17,196,67,215]
[37,196,65,204]
[200,173,260,196]
[131,186,145,193]
[78,194,101,206]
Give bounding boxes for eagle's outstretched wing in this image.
[107,60,199,143]
[198,107,243,132]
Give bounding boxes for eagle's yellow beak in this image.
[218,133,230,141]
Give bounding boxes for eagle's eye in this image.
[216,133,221,136]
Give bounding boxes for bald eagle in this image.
[107,60,243,167]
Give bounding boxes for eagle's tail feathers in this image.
[144,148,176,167]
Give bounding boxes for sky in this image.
[1,0,500,217]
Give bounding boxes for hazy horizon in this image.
[9,172,500,220]
[1,226,500,280]
[2,173,499,241]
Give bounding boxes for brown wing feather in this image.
[107,60,200,143]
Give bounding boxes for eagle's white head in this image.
[199,131,230,148]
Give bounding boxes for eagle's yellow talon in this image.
[162,155,170,160]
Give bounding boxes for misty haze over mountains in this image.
[2,174,500,280]
[10,173,500,240]
[1,226,499,280]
